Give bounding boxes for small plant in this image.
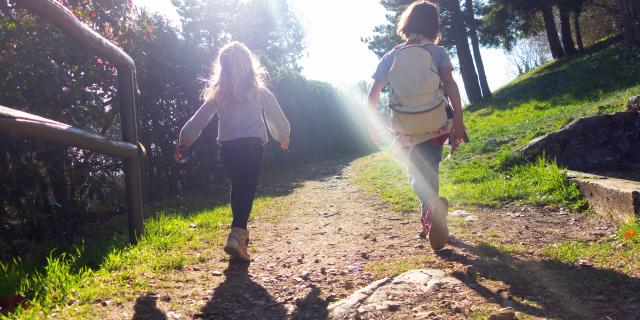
[619,218,639,242]
[597,103,617,114]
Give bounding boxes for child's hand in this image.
[450,117,466,146]
[281,140,289,151]
[174,143,189,163]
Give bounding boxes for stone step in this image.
[568,170,640,223]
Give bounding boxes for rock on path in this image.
[328,269,461,319]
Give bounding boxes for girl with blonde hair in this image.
[175,41,290,262]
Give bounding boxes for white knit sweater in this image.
[179,87,290,146]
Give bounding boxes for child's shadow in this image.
[132,294,167,320]
[200,261,287,320]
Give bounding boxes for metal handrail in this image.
[0,106,141,158]
[8,0,145,243]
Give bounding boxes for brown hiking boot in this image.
[428,197,449,251]
[224,227,250,262]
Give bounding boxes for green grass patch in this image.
[352,151,587,211]
[0,197,273,319]
[468,307,492,320]
[351,38,638,212]
[350,152,418,212]
[544,218,640,275]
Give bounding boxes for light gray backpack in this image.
[387,42,450,135]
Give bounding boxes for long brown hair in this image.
[201,41,265,105]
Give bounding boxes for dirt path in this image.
[120,158,640,320]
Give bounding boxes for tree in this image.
[579,0,619,46]
[562,0,587,51]
[507,33,552,75]
[573,4,585,50]
[172,0,305,73]
[482,0,566,59]
[618,0,640,45]
[541,5,565,58]
[558,2,578,54]
[465,0,491,99]
[444,0,482,104]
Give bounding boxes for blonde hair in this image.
[201,41,265,105]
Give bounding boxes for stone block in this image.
[568,171,640,223]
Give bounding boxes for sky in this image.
[133,0,513,101]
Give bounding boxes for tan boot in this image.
[428,197,449,251]
[224,227,250,262]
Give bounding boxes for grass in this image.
[351,151,587,211]
[0,197,273,319]
[351,37,640,212]
[544,217,640,275]
[351,151,418,212]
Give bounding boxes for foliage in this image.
[480,0,545,51]
[0,1,368,258]
[579,0,620,46]
[1,0,133,258]
[507,33,553,75]
[481,0,622,53]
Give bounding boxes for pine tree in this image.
[465,0,491,99]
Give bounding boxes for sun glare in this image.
[135,0,510,95]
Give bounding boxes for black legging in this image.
[220,138,264,230]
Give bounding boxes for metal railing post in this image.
[117,66,144,243]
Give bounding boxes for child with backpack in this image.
[367,0,467,250]
[175,41,290,262]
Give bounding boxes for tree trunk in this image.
[541,5,565,59]
[465,0,491,99]
[618,0,640,46]
[573,9,585,51]
[559,6,578,55]
[445,0,482,104]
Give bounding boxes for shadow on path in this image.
[290,285,328,320]
[200,261,287,320]
[132,293,167,320]
[200,261,330,320]
[439,238,640,319]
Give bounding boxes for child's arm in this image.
[262,88,290,150]
[178,101,218,147]
[367,80,386,144]
[440,68,466,144]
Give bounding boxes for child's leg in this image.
[406,140,444,210]
[220,139,264,229]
